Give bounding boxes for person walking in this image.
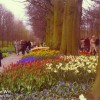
[14,40,20,55]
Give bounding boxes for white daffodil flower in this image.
[79,94,87,100]
[49,63,53,67]
[75,70,79,74]
[87,70,91,73]
[59,63,62,66]
[54,70,57,73]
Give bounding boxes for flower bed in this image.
[22,49,60,59]
[0,50,97,99]
[31,47,49,52]
[0,82,92,100]
[18,56,42,64]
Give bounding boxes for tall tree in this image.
[4,11,14,46]
[86,1,100,99]
[91,47,100,99]
[26,0,52,41]
[60,0,83,55]
[0,4,30,47]
[0,4,5,47]
[52,0,64,50]
[26,0,83,55]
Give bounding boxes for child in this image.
[0,50,3,67]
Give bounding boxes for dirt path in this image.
[0,53,21,73]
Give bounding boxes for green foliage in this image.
[0,46,15,57]
[0,46,15,53]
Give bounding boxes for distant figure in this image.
[90,35,97,55]
[14,40,20,55]
[40,42,43,47]
[84,37,90,52]
[31,42,33,48]
[21,40,27,55]
[33,42,37,48]
[27,41,31,50]
[14,40,17,53]
[0,50,3,67]
[43,42,46,47]
[95,36,100,52]
[80,38,85,51]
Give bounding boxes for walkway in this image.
[0,53,21,73]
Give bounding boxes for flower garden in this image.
[0,49,97,99]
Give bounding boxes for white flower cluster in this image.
[46,55,97,73]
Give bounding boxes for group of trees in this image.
[81,1,100,38]
[26,0,51,41]
[26,0,83,55]
[26,0,100,54]
[25,0,100,99]
[0,4,30,47]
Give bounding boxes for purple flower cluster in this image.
[0,81,92,99]
[18,56,42,64]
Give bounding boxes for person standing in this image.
[21,40,27,55]
[95,36,100,53]
[84,37,90,52]
[80,38,85,51]
[27,41,31,50]
[0,50,3,67]
[14,40,20,55]
[90,35,97,55]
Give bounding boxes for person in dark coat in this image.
[84,37,90,52]
[95,36,100,52]
[27,41,31,50]
[0,50,3,67]
[21,40,27,55]
[95,38,99,46]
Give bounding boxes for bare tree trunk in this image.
[90,45,100,100]
[45,13,52,46]
[49,14,54,48]
[60,0,83,55]
[52,0,63,50]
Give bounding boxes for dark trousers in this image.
[22,48,25,55]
